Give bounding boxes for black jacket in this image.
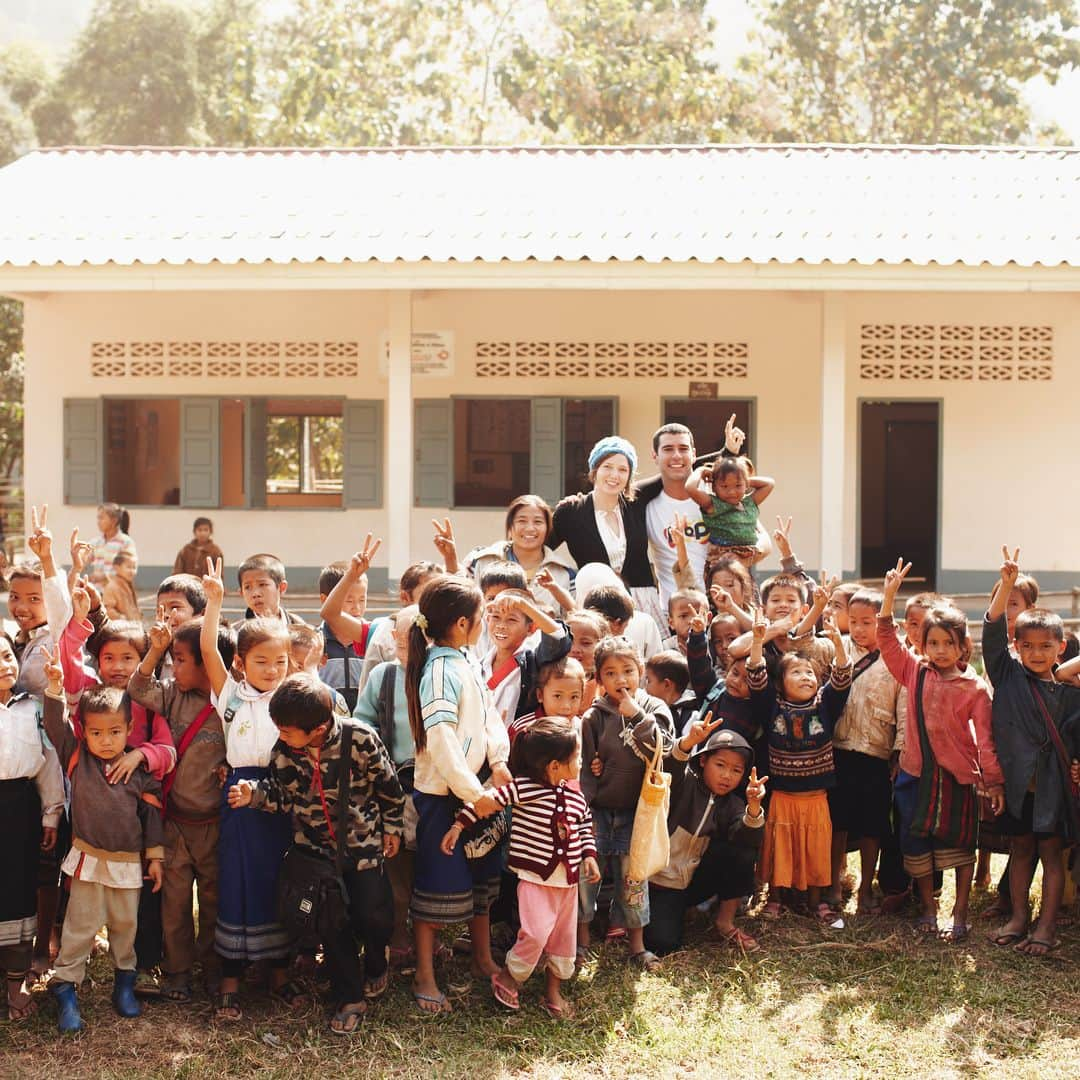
[548,491,655,590]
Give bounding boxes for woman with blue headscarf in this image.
[547,436,665,629]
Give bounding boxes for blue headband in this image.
[588,436,637,474]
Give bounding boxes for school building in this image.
[0,145,1077,593]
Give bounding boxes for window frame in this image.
[99,394,185,510]
[263,403,346,503]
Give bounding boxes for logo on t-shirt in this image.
[661,519,709,549]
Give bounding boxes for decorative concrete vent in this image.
[475,341,750,379]
[858,325,1053,382]
[89,341,363,378]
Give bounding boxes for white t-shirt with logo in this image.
[645,490,708,605]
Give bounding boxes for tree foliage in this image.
[749,0,1080,143]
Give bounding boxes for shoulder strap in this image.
[66,743,81,779]
[1028,680,1080,821]
[336,722,354,872]
[379,663,396,721]
[221,689,244,725]
[162,703,216,807]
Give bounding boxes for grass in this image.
[3,856,1078,1080]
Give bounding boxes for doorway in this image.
[662,399,754,459]
[859,401,940,589]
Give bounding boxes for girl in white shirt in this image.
[200,558,298,1023]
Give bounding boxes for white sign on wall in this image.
[378,330,454,377]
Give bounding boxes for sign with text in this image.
[379,330,454,377]
[688,381,718,399]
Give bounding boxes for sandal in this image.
[490,971,520,1010]
[389,945,417,974]
[1017,936,1061,957]
[329,1000,367,1035]
[6,978,37,1022]
[914,915,939,936]
[412,985,452,1014]
[628,950,661,973]
[939,922,971,944]
[574,945,590,974]
[815,902,836,922]
[542,998,575,1020]
[160,975,193,1004]
[363,970,389,1001]
[716,926,760,953]
[214,991,243,1022]
[761,900,783,920]
[270,978,310,1009]
[990,927,1028,947]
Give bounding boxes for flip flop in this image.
[542,998,575,1020]
[989,928,1028,947]
[329,1001,367,1035]
[363,971,389,1001]
[412,987,452,1014]
[716,926,760,953]
[214,991,243,1022]
[628,950,661,973]
[914,915,939,935]
[939,922,971,944]
[490,972,520,1010]
[1017,936,1061,957]
[270,979,310,1008]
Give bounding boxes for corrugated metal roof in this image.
[0,144,1078,269]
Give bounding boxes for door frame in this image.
[855,396,944,586]
[659,396,758,458]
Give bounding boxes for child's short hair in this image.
[922,605,970,656]
[566,608,609,638]
[830,582,861,604]
[235,618,291,661]
[156,574,207,615]
[318,561,353,596]
[848,589,884,611]
[645,650,690,694]
[289,622,325,656]
[777,652,816,686]
[711,457,750,485]
[1012,573,1040,608]
[193,516,213,531]
[489,588,537,623]
[238,553,286,587]
[172,618,236,669]
[89,620,148,661]
[593,635,641,674]
[80,684,128,721]
[706,557,754,603]
[905,591,943,615]
[478,560,528,594]
[668,588,708,616]
[1014,607,1064,643]
[113,551,136,568]
[583,586,634,625]
[400,561,442,597]
[508,716,579,785]
[8,561,43,585]
[535,655,586,695]
[1063,632,1080,664]
[269,672,333,733]
[760,573,808,606]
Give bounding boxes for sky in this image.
[2,0,1078,142]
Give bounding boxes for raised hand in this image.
[79,575,102,613]
[883,557,912,597]
[202,555,225,606]
[71,581,91,623]
[431,518,456,560]
[350,533,382,576]
[148,605,172,653]
[689,608,707,635]
[999,545,1021,591]
[745,766,768,815]
[751,605,768,643]
[26,504,52,560]
[773,515,793,559]
[822,613,843,649]
[535,567,555,592]
[41,644,63,694]
[724,412,746,455]
[680,710,723,752]
[710,584,734,613]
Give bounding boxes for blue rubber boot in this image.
[50,980,84,1033]
[112,969,142,1018]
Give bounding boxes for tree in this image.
[749,0,1080,143]
[497,0,752,143]
[61,0,203,144]
[195,0,264,146]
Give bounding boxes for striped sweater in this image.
[455,777,597,884]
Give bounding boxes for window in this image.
[563,399,617,496]
[662,399,754,459]
[261,399,343,507]
[104,399,180,506]
[453,399,531,508]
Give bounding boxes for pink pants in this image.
[505,879,577,983]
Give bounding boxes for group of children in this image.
[1,485,1078,1037]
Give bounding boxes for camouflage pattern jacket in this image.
[249,718,404,871]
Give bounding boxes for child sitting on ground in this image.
[173,517,224,578]
[749,603,851,921]
[878,559,1005,942]
[228,672,404,1035]
[41,657,164,1033]
[103,552,141,622]
[984,548,1080,957]
[443,717,599,1019]
[685,455,774,569]
[646,717,767,956]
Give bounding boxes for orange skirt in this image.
[760,789,832,890]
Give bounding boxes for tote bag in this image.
[626,734,671,883]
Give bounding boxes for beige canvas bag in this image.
[626,734,671,882]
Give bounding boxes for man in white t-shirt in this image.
[634,416,766,606]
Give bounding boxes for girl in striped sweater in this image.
[442,718,600,1019]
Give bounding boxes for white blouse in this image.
[0,693,65,826]
[593,506,627,573]
[211,674,280,769]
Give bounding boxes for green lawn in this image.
[4,861,1077,1080]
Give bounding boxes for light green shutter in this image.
[343,400,383,508]
[180,398,220,508]
[414,399,452,507]
[530,397,563,507]
[246,397,267,509]
[63,399,103,504]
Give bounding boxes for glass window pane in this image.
[304,416,343,494]
[453,399,531,507]
[104,399,180,506]
[563,399,615,497]
[662,399,753,459]
[266,416,300,493]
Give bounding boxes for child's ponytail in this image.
[99,502,130,535]
[403,575,483,755]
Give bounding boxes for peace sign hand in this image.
[41,644,63,695]
[431,518,456,558]
[999,545,1021,591]
[745,767,768,815]
[773,515,793,559]
[202,556,225,605]
[350,533,382,576]
[27,504,52,559]
[679,710,723,753]
[883,557,912,598]
[149,605,172,652]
